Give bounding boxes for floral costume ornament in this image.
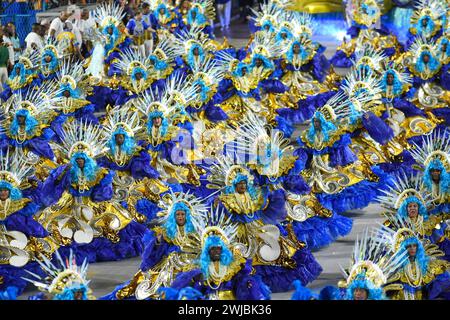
[0,83,60,161]
[108,191,208,300]
[374,216,450,300]
[166,206,271,300]
[23,250,95,300]
[37,120,133,248]
[409,129,450,207]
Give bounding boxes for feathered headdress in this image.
[103,105,143,139]
[226,111,293,179]
[133,87,176,120]
[57,59,87,95]
[205,155,254,191]
[249,1,282,31]
[377,170,433,215]
[285,11,315,39]
[187,205,239,251]
[0,148,34,195]
[190,0,215,21]
[249,32,286,59]
[114,48,152,78]
[410,0,446,37]
[91,2,125,28]
[409,129,450,171]
[172,25,213,58]
[56,120,107,159]
[190,57,225,107]
[407,35,439,62]
[353,44,387,73]
[164,71,197,108]
[0,83,59,134]
[22,250,91,298]
[341,228,407,297]
[153,191,208,241]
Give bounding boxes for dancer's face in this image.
[387,73,394,85]
[422,53,430,64]
[313,118,321,131]
[175,210,186,226]
[76,157,85,169]
[353,288,368,300]
[16,115,26,125]
[255,58,263,67]
[115,133,125,146]
[430,169,441,183]
[152,117,162,127]
[134,72,143,80]
[0,188,10,201]
[407,243,417,257]
[209,246,222,262]
[407,202,419,219]
[293,44,300,54]
[235,180,247,194]
[63,90,71,98]
[193,47,199,56]
[73,290,84,300]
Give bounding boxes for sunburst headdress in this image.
[205,155,254,192]
[133,87,176,120]
[56,120,107,160]
[0,148,34,199]
[187,205,239,250]
[173,25,213,59]
[190,57,225,107]
[341,67,382,110]
[410,0,446,37]
[249,1,282,32]
[377,170,433,218]
[154,191,208,240]
[226,111,293,179]
[341,228,407,297]
[353,44,387,73]
[91,2,125,28]
[103,105,143,140]
[164,71,197,108]
[114,48,152,79]
[0,83,60,136]
[406,35,440,74]
[409,129,450,172]
[409,129,449,197]
[22,250,92,298]
[56,59,87,96]
[189,0,216,21]
[286,11,315,39]
[249,32,286,60]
